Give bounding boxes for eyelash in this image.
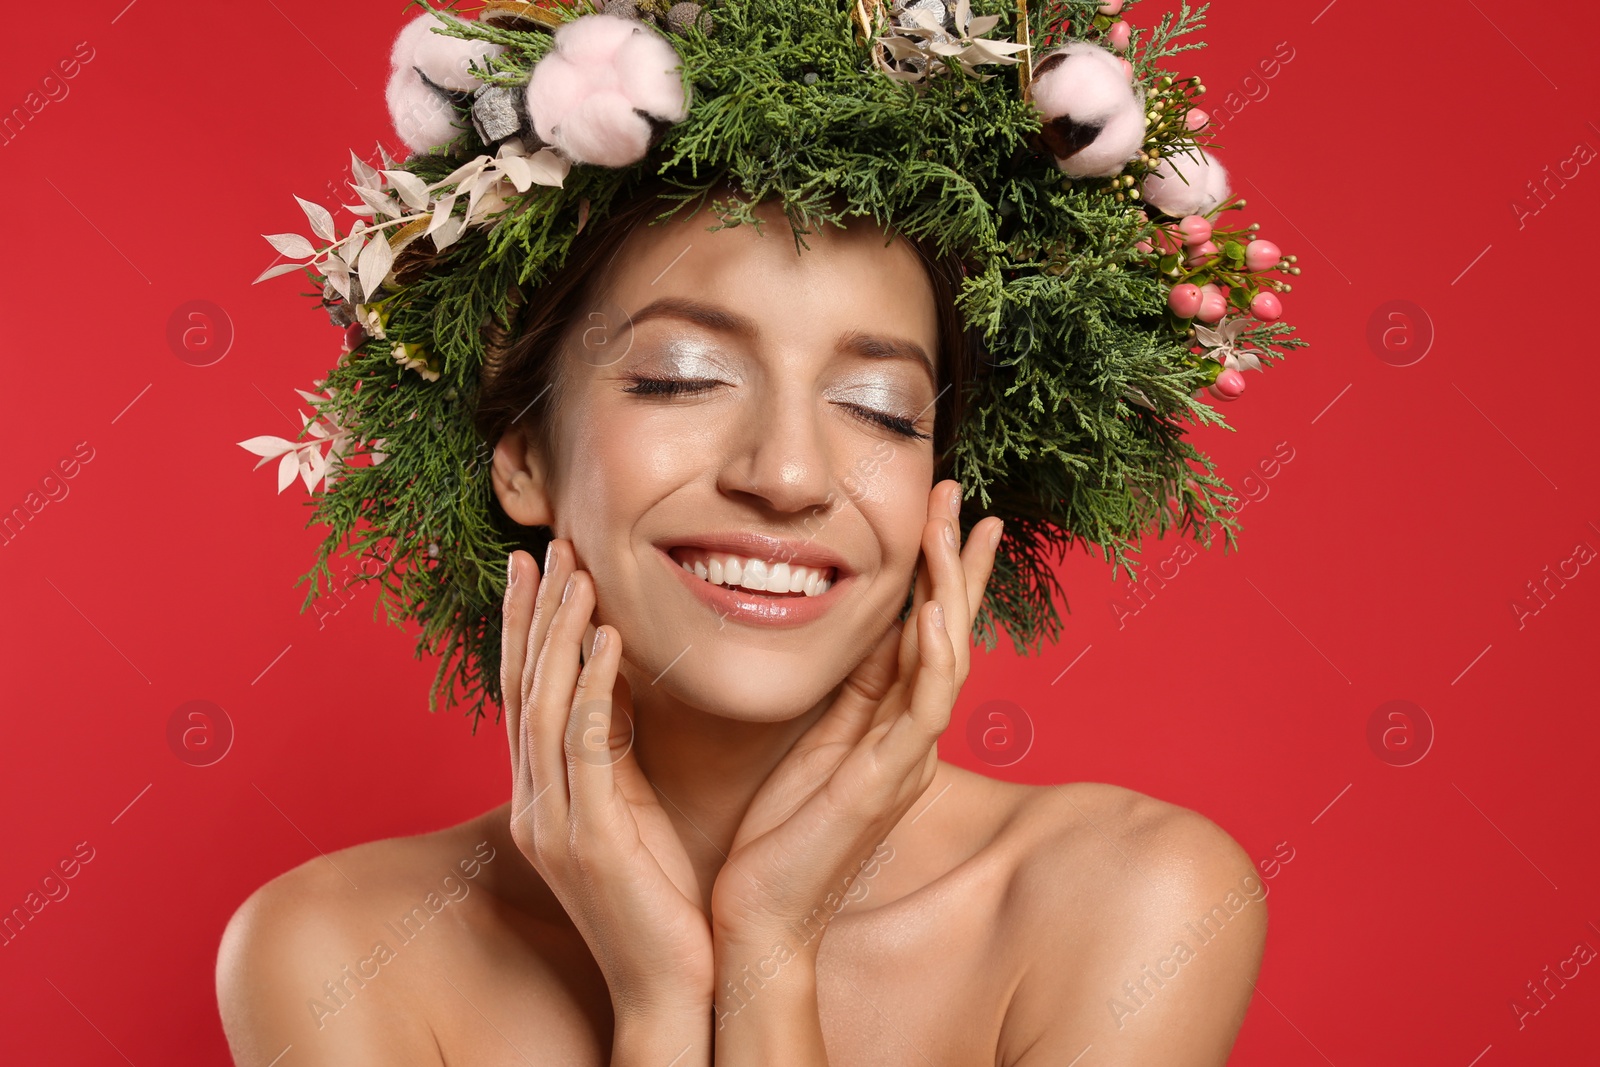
[620,375,932,441]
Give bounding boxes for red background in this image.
[3,0,1598,1062]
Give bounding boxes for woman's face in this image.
[497,197,942,722]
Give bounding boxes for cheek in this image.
[844,446,933,576]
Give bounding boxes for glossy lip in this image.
[657,531,853,577]
[656,547,851,628]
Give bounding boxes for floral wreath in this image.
[242,0,1306,730]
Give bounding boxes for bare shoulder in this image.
[215,818,505,1067]
[992,781,1267,1067]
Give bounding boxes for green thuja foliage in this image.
[281,0,1304,732]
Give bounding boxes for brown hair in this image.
[472,178,984,558]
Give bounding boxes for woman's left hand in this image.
[709,479,1004,957]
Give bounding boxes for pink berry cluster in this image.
[1136,208,1301,403]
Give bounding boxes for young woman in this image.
[216,183,1266,1066]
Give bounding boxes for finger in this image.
[961,517,1004,625]
[527,566,596,812]
[878,598,958,779]
[501,550,541,777]
[898,481,952,681]
[522,539,574,710]
[565,623,628,825]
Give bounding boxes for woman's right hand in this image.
[502,540,714,1024]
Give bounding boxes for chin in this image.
[652,654,846,723]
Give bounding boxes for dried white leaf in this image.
[526,148,570,188]
[239,435,297,458]
[427,195,458,235]
[350,148,380,188]
[263,232,316,259]
[324,262,351,300]
[430,214,464,251]
[383,169,431,211]
[277,449,299,493]
[294,195,337,241]
[357,234,394,303]
[434,156,490,191]
[252,261,306,284]
[351,183,402,219]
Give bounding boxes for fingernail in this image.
[592,627,608,656]
[949,484,962,517]
[991,520,1004,548]
[944,521,959,548]
[562,574,576,603]
[506,553,518,591]
[930,602,946,632]
[543,540,556,577]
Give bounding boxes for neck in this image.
[620,663,837,909]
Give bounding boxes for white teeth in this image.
[671,548,836,596]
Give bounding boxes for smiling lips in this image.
[658,542,848,627]
[666,546,835,598]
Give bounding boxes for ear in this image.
[491,426,554,527]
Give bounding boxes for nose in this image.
[714,380,836,517]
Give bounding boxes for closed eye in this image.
[619,375,931,441]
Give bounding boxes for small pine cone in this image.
[666,1,712,34]
[480,284,527,385]
[602,0,641,19]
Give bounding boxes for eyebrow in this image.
[625,296,936,383]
